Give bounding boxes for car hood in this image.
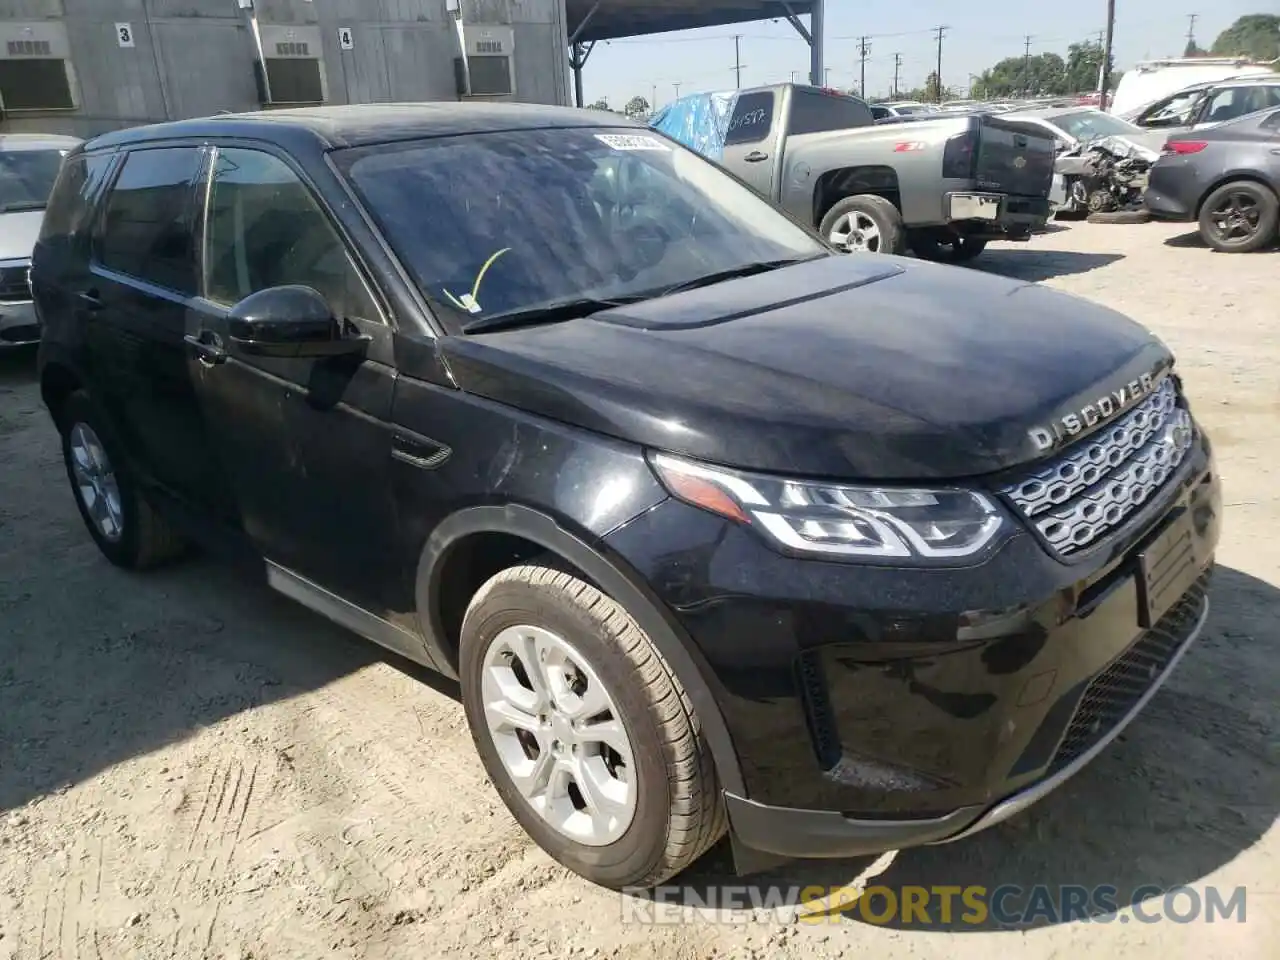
[0,210,44,262]
[440,255,1171,480]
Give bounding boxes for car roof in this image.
[0,132,82,151]
[81,102,638,154]
[1001,106,1088,120]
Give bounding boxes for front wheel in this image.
[1198,180,1280,253]
[819,195,907,255]
[459,564,726,889]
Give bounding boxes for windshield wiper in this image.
[462,296,645,335]
[0,201,47,214]
[654,255,828,297]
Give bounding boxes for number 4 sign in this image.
[115,23,135,48]
[338,27,354,50]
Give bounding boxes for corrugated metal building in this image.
[0,0,573,137]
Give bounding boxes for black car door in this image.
[186,143,399,614]
[85,144,238,522]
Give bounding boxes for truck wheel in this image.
[1197,180,1280,253]
[819,195,906,255]
[459,564,726,890]
[911,235,989,263]
[59,390,187,570]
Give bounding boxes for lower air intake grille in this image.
[1048,569,1211,775]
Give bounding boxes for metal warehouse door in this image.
[153,20,260,120]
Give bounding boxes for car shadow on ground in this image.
[1164,230,1209,249]
[673,564,1278,933]
[970,249,1124,283]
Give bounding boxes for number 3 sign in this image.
[115,23,135,48]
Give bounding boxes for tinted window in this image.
[0,148,68,213]
[870,105,890,120]
[788,90,873,135]
[96,147,200,294]
[1260,109,1280,133]
[203,148,377,322]
[38,152,112,243]
[725,92,775,145]
[1141,89,1202,125]
[339,127,824,331]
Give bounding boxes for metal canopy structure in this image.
[564,0,824,108]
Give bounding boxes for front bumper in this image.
[605,433,1220,861]
[945,192,1051,236]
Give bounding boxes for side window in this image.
[38,152,113,243]
[787,91,874,135]
[203,148,378,322]
[725,91,775,146]
[1260,108,1280,134]
[870,105,889,120]
[1202,87,1256,124]
[95,147,202,294]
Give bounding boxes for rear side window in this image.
[725,91,775,145]
[787,91,874,135]
[39,152,113,243]
[870,105,890,120]
[1261,109,1280,133]
[95,147,201,294]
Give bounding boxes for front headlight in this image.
[650,452,1006,561]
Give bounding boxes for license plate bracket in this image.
[1136,506,1200,628]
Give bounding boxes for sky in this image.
[581,0,1267,108]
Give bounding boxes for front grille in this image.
[0,264,31,302]
[1002,377,1195,555]
[1048,569,1210,775]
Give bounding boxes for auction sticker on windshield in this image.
[595,134,671,151]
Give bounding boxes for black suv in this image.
[32,104,1221,890]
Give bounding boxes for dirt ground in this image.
[1,220,1276,960]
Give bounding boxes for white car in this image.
[0,133,79,349]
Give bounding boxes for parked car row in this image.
[17,100,1222,891]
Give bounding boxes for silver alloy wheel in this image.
[828,211,881,252]
[480,624,637,846]
[69,422,124,543]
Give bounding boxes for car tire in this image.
[59,390,187,570]
[1197,180,1280,253]
[819,195,907,255]
[459,564,726,890]
[910,235,989,263]
[1086,209,1151,224]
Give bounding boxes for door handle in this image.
[184,332,228,365]
[743,150,770,163]
[77,290,103,311]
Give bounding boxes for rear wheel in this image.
[459,564,725,889]
[1198,180,1280,253]
[819,195,907,255]
[59,390,187,570]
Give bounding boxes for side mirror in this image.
[227,285,369,359]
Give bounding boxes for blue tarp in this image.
[649,91,738,161]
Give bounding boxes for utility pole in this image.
[892,53,902,99]
[650,82,656,110]
[1022,35,1033,96]
[824,67,831,87]
[1099,0,1116,110]
[857,36,871,98]
[673,81,682,100]
[933,25,948,103]
[733,34,745,89]
[1186,13,1199,51]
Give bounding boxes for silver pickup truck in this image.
[675,84,1056,263]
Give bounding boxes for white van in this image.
[1109,57,1276,117]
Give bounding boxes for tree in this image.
[587,97,611,112]
[971,52,1067,99]
[1183,39,1206,57]
[1064,40,1117,93]
[1210,14,1280,61]
[623,95,650,120]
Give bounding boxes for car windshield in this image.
[1049,111,1142,141]
[0,149,66,213]
[338,127,826,332]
